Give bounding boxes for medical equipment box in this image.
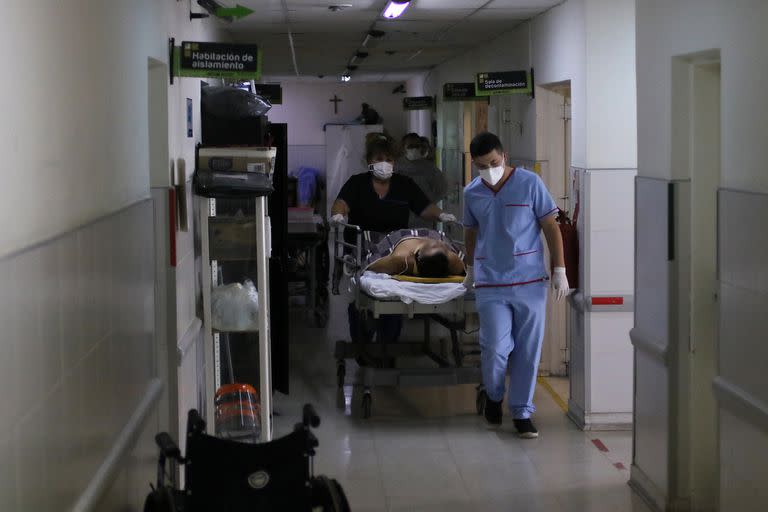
[198,147,277,175]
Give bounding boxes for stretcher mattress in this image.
[358,271,467,304]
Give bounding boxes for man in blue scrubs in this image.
[463,132,568,438]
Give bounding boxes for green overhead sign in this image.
[475,70,532,96]
[403,96,434,111]
[174,41,262,80]
[443,82,488,102]
[215,4,254,20]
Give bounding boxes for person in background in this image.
[396,133,449,229]
[419,136,434,160]
[330,134,456,359]
[357,103,382,125]
[463,132,568,438]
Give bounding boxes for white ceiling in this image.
[221,0,561,79]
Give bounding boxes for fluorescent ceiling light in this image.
[382,1,409,19]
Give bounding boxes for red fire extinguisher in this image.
[553,206,579,290]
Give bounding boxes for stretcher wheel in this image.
[362,391,372,419]
[336,361,346,388]
[476,388,487,416]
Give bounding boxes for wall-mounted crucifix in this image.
[330,94,343,114]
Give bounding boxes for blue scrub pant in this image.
[476,282,548,419]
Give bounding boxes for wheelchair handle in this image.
[155,432,181,460]
[303,403,321,428]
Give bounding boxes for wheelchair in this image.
[144,404,350,512]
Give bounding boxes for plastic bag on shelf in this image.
[201,85,272,120]
[211,279,259,332]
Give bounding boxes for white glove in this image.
[463,265,474,290]
[330,213,347,225]
[438,212,457,223]
[552,267,569,301]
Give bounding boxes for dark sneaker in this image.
[484,397,502,428]
[513,418,539,439]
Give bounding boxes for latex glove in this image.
[330,213,347,226]
[552,267,569,301]
[463,265,474,290]
[438,212,457,223]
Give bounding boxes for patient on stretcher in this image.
[363,229,466,278]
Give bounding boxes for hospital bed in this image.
[330,223,483,419]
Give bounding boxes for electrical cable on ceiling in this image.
[280,0,300,76]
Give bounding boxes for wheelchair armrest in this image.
[155,433,182,461]
[303,403,321,428]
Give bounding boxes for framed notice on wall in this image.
[186,98,193,138]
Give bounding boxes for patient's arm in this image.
[367,254,410,275]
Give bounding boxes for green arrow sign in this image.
[215,4,254,20]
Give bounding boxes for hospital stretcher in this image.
[330,222,483,419]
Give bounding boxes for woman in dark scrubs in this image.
[330,134,456,356]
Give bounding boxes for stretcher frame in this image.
[330,222,482,418]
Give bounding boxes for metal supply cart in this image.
[196,147,275,442]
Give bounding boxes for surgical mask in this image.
[478,163,505,186]
[369,161,394,180]
[405,148,422,161]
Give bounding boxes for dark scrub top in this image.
[337,172,431,244]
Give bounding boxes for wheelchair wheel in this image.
[143,486,177,512]
[475,387,487,416]
[362,390,372,419]
[311,475,351,512]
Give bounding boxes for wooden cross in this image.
[330,94,342,114]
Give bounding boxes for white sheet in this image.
[357,271,467,304]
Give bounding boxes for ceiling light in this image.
[382,0,410,19]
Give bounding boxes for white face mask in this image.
[478,163,505,186]
[369,161,394,180]
[405,148,422,161]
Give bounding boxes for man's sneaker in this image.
[513,418,539,439]
[484,397,503,428]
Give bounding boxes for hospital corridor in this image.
[1,0,766,511]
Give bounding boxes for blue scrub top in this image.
[463,168,558,288]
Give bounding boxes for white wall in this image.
[0,1,222,256]
[637,0,768,191]
[532,0,588,168]
[634,1,768,509]
[0,0,227,509]
[584,0,637,169]
[264,80,409,176]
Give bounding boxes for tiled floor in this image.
[273,296,651,512]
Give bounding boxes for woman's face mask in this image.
[405,148,422,161]
[369,160,394,180]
